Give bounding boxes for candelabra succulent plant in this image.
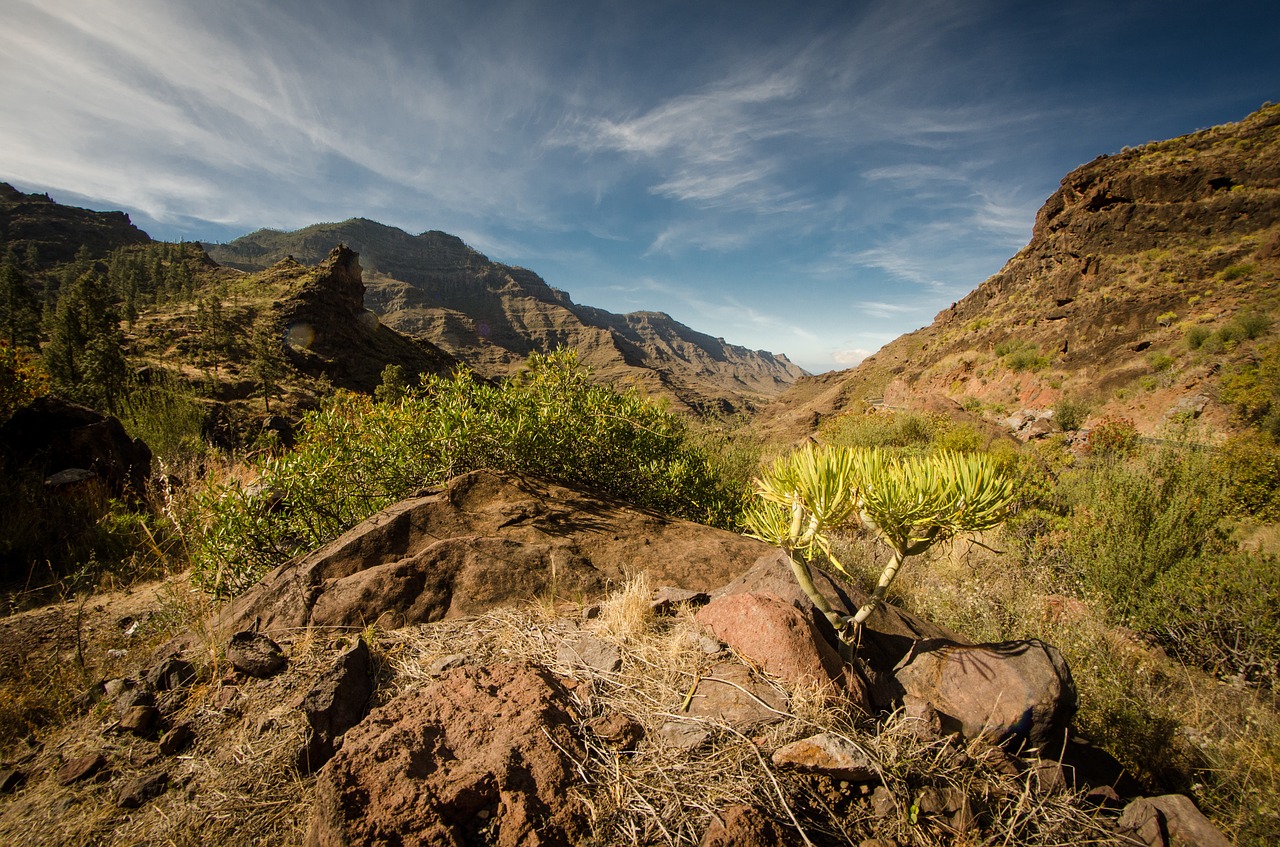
[744,444,1015,647]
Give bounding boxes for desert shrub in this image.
[0,342,49,422]
[1053,396,1091,431]
[190,350,746,596]
[1141,550,1280,687]
[1221,339,1280,437]
[1232,310,1272,340]
[1220,263,1258,281]
[820,409,983,454]
[116,370,210,466]
[1185,324,1212,349]
[1214,435,1280,521]
[994,338,1050,371]
[1059,446,1229,625]
[1086,415,1139,457]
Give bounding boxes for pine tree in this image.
[249,318,286,414]
[0,246,42,349]
[43,268,127,410]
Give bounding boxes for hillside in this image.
[125,244,458,432]
[208,221,806,415]
[761,104,1280,440]
[0,182,150,270]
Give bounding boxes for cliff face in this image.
[759,104,1280,439]
[209,221,806,414]
[0,182,150,267]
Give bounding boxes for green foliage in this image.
[994,338,1050,372]
[1213,435,1280,521]
[1142,549,1280,687]
[1221,339,1280,437]
[374,363,409,403]
[1219,263,1258,281]
[1053,396,1091,431]
[42,267,128,411]
[0,246,42,349]
[1087,415,1139,457]
[744,444,1015,637]
[248,318,286,414]
[1059,446,1229,624]
[1156,310,1178,327]
[116,370,210,467]
[820,409,983,454]
[190,350,745,596]
[1185,324,1212,349]
[0,342,49,422]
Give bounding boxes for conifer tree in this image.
[43,268,127,410]
[0,246,42,349]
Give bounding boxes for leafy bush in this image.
[1086,415,1139,457]
[190,350,746,596]
[1054,396,1091,431]
[1219,263,1257,281]
[1185,324,1212,349]
[1221,339,1280,437]
[116,370,210,467]
[994,338,1050,371]
[820,409,983,454]
[1213,436,1280,521]
[1059,446,1229,624]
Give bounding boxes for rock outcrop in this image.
[190,469,787,641]
[759,103,1280,440]
[307,662,590,847]
[0,182,150,269]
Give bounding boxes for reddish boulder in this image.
[1117,794,1231,847]
[891,639,1077,749]
[307,662,589,847]
[194,470,783,641]
[696,592,866,707]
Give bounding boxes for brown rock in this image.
[687,662,786,728]
[145,655,196,691]
[179,470,784,644]
[297,637,374,773]
[57,752,107,785]
[652,586,711,614]
[556,633,622,675]
[696,593,849,696]
[771,733,879,782]
[892,639,1077,749]
[116,770,168,808]
[700,804,799,847]
[586,712,645,751]
[226,631,286,677]
[0,768,25,793]
[1117,794,1232,847]
[118,705,160,736]
[307,662,589,847]
[158,722,194,756]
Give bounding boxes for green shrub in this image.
[190,350,746,596]
[1185,325,1212,349]
[1220,263,1257,282]
[1087,415,1139,457]
[1060,446,1229,624]
[994,338,1050,372]
[820,409,984,454]
[1213,435,1280,521]
[116,370,209,467]
[1054,397,1091,431]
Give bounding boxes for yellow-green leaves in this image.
[744,444,1016,638]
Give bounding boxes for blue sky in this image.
[2,0,1278,373]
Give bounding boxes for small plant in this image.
[743,445,1015,646]
[1054,397,1091,432]
[1219,263,1257,282]
[1185,325,1212,350]
[1157,311,1178,327]
[1087,415,1139,457]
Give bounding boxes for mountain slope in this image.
[0,182,150,268]
[760,103,1280,440]
[208,222,806,414]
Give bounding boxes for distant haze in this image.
[2,0,1277,372]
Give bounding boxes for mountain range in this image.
[206,222,806,415]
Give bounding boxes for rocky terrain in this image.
[0,182,150,271]
[208,221,807,415]
[760,103,1280,441]
[0,470,1226,847]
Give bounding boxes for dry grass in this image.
[1,577,1131,846]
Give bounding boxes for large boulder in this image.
[1117,794,1231,847]
[0,395,151,496]
[197,469,785,640]
[307,662,589,847]
[891,639,1077,750]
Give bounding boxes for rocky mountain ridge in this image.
[208,220,807,415]
[761,103,1280,440]
[0,182,150,269]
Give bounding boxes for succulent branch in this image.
[744,444,1015,645]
